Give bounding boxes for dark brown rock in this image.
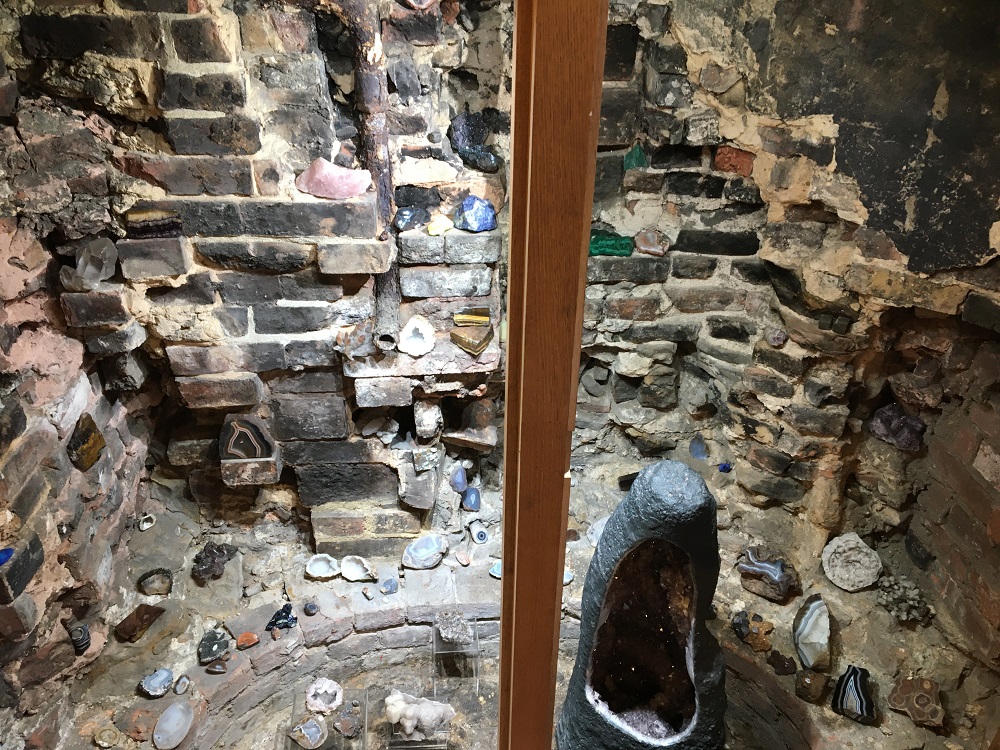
[66,414,106,472]
[795,671,829,703]
[114,604,166,642]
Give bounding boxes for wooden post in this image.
[500,0,608,748]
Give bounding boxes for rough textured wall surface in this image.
[0,0,512,725]
[567,1,1000,748]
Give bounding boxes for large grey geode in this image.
[556,461,725,750]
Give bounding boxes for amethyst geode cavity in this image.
[556,461,725,750]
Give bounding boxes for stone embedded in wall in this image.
[20,14,165,60]
[121,154,254,197]
[160,72,246,111]
[316,239,394,274]
[170,17,233,63]
[85,320,148,356]
[399,266,492,298]
[176,374,265,410]
[66,414,106,472]
[130,198,378,239]
[60,291,132,329]
[0,533,44,605]
[271,394,347,441]
[195,239,313,273]
[296,464,398,506]
[355,377,414,408]
[219,414,281,486]
[166,115,262,156]
[117,238,192,281]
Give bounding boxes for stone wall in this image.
[0,0,511,713]
[568,0,1000,725]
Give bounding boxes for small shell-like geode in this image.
[887,677,945,728]
[288,714,328,749]
[402,534,449,570]
[822,533,882,592]
[792,594,831,671]
[305,678,344,715]
[139,668,175,698]
[340,555,378,582]
[305,554,340,581]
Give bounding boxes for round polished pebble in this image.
[303,602,320,616]
[173,674,190,695]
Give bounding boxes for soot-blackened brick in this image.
[60,291,132,328]
[124,154,254,197]
[395,185,441,209]
[759,126,834,165]
[663,172,727,198]
[386,3,443,45]
[21,14,163,60]
[0,534,43,605]
[166,116,262,156]
[271,394,348,441]
[296,464,398,505]
[0,400,27,453]
[160,72,246,111]
[649,144,703,169]
[599,86,641,147]
[587,256,672,284]
[118,0,189,9]
[252,305,331,334]
[963,293,1000,333]
[707,315,757,342]
[724,178,763,204]
[672,230,760,256]
[671,254,717,279]
[731,258,771,284]
[171,17,231,63]
[604,25,640,80]
[196,240,313,273]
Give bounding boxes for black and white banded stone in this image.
[832,665,878,726]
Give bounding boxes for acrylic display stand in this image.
[279,687,368,750]
[387,722,450,749]
[431,617,480,697]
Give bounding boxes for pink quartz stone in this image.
[295,158,372,200]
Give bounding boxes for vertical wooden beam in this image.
[500,1,608,748]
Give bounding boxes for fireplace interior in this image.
[2,0,1000,748]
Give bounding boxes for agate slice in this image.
[736,546,801,602]
[887,677,944,728]
[832,665,878,726]
[153,702,195,749]
[793,594,831,670]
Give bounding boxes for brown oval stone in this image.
[236,632,259,650]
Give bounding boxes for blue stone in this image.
[393,206,431,231]
[0,548,13,566]
[461,487,481,512]
[689,433,709,461]
[458,145,501,173]
[449,464,468,493]
[380,578,399,595]
[453,196,497,233]
[489,561,502,579]
[718,462,733,473]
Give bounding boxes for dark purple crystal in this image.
[867,403,925,452]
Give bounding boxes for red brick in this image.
[604,297,660,321]
[972,573,1000,629]
[989,508,1000,545]
[915,480,954,525]
[369,509,421,536]
[713,145,754,177]
[971,402,1000,445]
[928,436,998,525]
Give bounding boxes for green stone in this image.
[589,229,633,257]
[623,144,648,171]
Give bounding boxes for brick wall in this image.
[915,360,1000,664]
[0,0,512,707]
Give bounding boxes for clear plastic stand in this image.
[432,617,480,696]
[387,723,450,749]
[280,687,368,750]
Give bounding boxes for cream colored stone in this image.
[844,263,969,314]
[613,352,654,377]
[42,54,160,121]
[395,158,459,186]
